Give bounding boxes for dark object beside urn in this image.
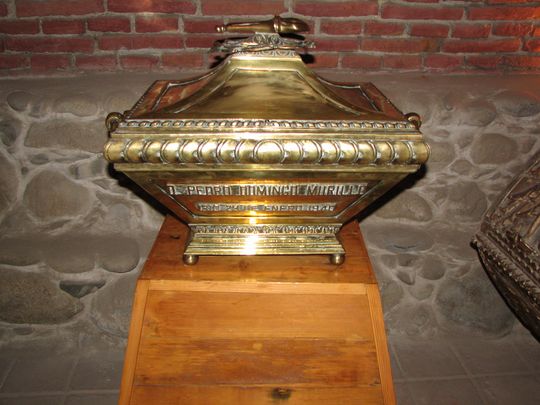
[473,154,540,339]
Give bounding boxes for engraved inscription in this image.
[197,202,336,212]
[191,224,341,234]
[168,183,370,196]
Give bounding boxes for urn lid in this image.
[105,16,421,137]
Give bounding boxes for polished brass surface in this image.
[216,16,309,35]
[104,17,430,264]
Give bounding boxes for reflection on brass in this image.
[216,16,309,34]
[104,16,430,264]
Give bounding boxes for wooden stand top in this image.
[140,216,377,285]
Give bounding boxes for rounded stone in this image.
[366,225,434,253]
[6,91,33,112]
[396,268,416,285]
[435,266,515,335]
[471,133,518,165]
[43,235,96,273]
[24,171,92,222]
[92,273,138,337]
[459,100,497,127]
[426,141,455,170]
[376,191,432,222]
[0,268,83,324]
[25,119,108,153]
[451,159,474,176]
[0,237,41,266]
[380,280,404,313]
[418,256,445,280]
[386,303,436,336]
[0,151,19,216]
[53,93,99,117]
[0,115,20,147]
[493,90,540,117]
[98,236,140,273]
[446,182,488,222]
[410,283,434,301]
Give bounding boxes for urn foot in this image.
[183,254,199,265]
[330,253,345,265]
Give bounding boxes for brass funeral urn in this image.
[103,17,430,265]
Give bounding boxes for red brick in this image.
[469,7,540,20]
[108,0,195,13]
[183,18,222,33]
[75,55,116,70]
[383,55,422,69]
[16,0,103,17]
[443,39,521,53]
[487,0,530,4]
[98,35,183,50]
[303,53,339,68]
[0,3,7,17]
[382,4,463,20]
[403,0,439,2]
[320,20,362,35]
[492,23,533,36]
[136,16,178,33]
[0,20,40,35]
[361,38,437,53]
[6,37,94,53]
[504,55,540,68]
[452,24,491,38]
[0,55,28,69]
[184,35,221,49]
[341,54,381,69]
[120,55,159,70]
[31,54,71,71]
[524,39,540,52]
[87,17,130,33]
[42,19,85,34]
[162,52,205,68]
[313,37,358,52]
[364,21,404,36]
[202,0,286,16]
[467,55,502,69]
[534,26,540,36]
[410,24,449,38]
[424,54,463,69]
[295,1,378,17]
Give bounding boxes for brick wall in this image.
[0,0,539,75]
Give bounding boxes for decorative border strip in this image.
[117,118,417,131]
[104,138,429,165]
[190,224,342,235]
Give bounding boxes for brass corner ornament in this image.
[103,16,429,265]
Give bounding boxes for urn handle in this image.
[216,16,309,35]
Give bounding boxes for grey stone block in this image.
[451,338,528,375]
[65,394,118,405]
[0,395,65,405]
[69,352,123,390]
[471,133,518,165]
[53,93,99,117]
[393,339,466,378]
[475,375,540,405]
[408,378,484,405]
[1,356,75,392]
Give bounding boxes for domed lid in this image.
[106,16,421,136]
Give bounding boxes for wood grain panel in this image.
[135,338,380,386]
[131,385,385,405]
[142,290,374,340]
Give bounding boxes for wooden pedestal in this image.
[119,216,395,405]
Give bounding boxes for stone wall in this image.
[0,72,539,352]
